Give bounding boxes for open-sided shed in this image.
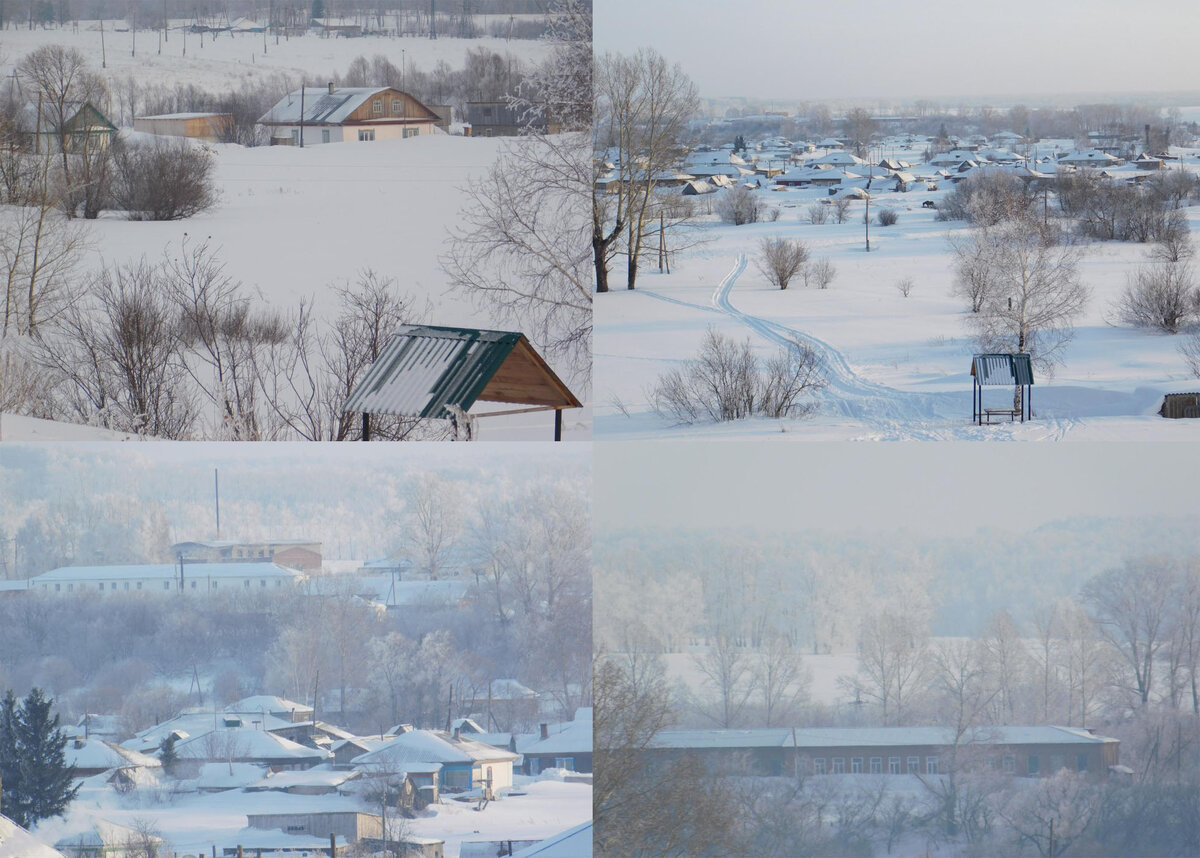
[971,353,1034,424]
[344,325,581,440]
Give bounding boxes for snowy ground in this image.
[0,22,550,95]
[595,155,1200,441]
[0,26,589,441]
[31,771,590,858]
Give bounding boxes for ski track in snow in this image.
[704,255,1080,441]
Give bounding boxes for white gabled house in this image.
[352,729,519,791]
[258,84,441,146]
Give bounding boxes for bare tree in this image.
[832,197,851,224]
[109,136,218,221]
[1116,255,1197,333]
[756,236,809,290]
[716,186,767,226]
[692,632,753,728]
[0,154,90,336]
[845,609,930,725]
[1083,557,1179,707]
[39,259,196,437]
[954,219,1089,374]
[16,45,110,217]
[650,328,823,423]
[594,48,698,291]
[804,258,837,290]
[402,474,462,580]
[752,631,809,727]
[443,134,591,379]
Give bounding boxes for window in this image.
[244,580,250,588]
[261,579,267,587]
[212,581,218,589]
[907,756,920,774]
[403,127,419,138]
[55,583,61,592]
[812,758,826,775]
[1076,754,1088,773]
[888,757,900,774]
[554,757,575,771]
[1027,755,1039,775]
[831,757,845,774]
[529,758,540,775]
[358,129,376,142]
[124,582,130,591]
[870,757,882,774]
[926,756,939,775]
[290,129,299,145]
[98,582,103,591]
[1003,754,1016,773]
[851,757,863,774]
[136,582,142,590]
[372,99,383,115]
[391,99,403,115]
[321,129,330,143]
[163,581,170,590]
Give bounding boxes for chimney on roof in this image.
[328,81,335,95]
[539,723,549,740]
[74,738,84,749]
[452,727,461,741]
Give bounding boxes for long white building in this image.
[26,562,303,595]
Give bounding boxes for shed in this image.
[1160,392,1200,419]
[971,353,1034,424]
[133,113,233,142]
[343,325,582,441]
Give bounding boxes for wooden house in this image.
[258,84,439,146]
[15,100,116,155]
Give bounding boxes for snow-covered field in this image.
[0,22,549,94]
[0,25,589,441]
[595,151,1200,441]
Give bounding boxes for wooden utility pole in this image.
[299,82,305,148]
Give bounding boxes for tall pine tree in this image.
[0,688,78,827]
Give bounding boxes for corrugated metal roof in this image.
[647,725,1113,751]
[344,325,580,418]
[972,353,1034,386]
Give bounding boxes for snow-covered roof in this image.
[173,728,329,762]
[0,815,66,858]
[33,562,302,583]
[510,821,593,858]
[191,762,269,790]
[246,768,360,791]
[1058,149,1120,164]
[125,709,297,753]
[258,87,431,126]
[523,719,592,756]
[226,696,312,716]
[489,679,539,700]
[651,725,1117,750]
[352,730,519,768]
[65,738,161,771]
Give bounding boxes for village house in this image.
[12,100,116,154]
[258,84,439,146]
[169,727,331,776]
[352,729,519,792]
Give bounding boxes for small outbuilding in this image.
[133,112,233,142]
[1160,392,1200,418]
[344,325,582,441]
[971,353,1034,424]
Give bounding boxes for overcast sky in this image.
[595,443,1200,537]
[593,0,1200,103]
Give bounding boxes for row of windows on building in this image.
[807,753,1089,776]
[44,579,286,592]
[356,127,420,141]
[371,98,409,117]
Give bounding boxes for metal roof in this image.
[647,725,1114,751]
[971,353,1034,386]
[344,325,581,419]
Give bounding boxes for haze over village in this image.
[0,443,592,857]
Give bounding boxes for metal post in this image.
[554,408,562,442]
[362,413,370,441]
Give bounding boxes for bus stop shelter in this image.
[344,325,582,440]
[971,353,1034,424]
